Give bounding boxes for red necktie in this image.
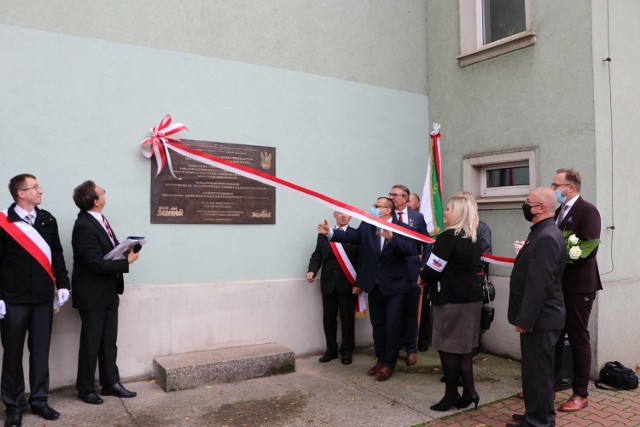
[102,215,115,246]
[397,211,404,223]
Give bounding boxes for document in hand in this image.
[103,236,147,260]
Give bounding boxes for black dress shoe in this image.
[511,413,525,423]
[102,383,137,398]
[341,355,352,365]
[78,391,104,404]
[31,404,60,420]
[318,353,338,363]
[418,343,429,352]
[4,411,22,427]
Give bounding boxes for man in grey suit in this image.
[507,188,566,427]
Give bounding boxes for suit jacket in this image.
[330,220,418,296]
[307,227,359,294]
[71,211,129,310]
[0,203,70,303]
[508,218,566,332]
[555,195,602,294]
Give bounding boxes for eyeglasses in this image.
[19,185,42,192]
[388,192,407,198]
[550,183,571,190]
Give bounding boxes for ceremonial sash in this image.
[0,210,55,283]
[329,241,367,318]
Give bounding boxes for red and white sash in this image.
[0,210,54,283]
[329,241,367,318]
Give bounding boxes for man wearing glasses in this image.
[388,185,431,365]
[317,197,418,380]
[0,174,71,426]
[552,168,602,413]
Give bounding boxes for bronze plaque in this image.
[150,139,276,224]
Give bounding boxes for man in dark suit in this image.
[552,168,602,413]
[317,197,418,380]
[71,181,139,405]
[0,174,71,427]
[306,211,360,365]
[508,188,566,427]
[388,185,431,365]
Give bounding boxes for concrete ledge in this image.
[153,343,295,391]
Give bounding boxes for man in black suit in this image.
[508,188,566,427]
[0,173,70,427]
[71,181,139,405]
[388,185,431,365]
[307,211,360,365]
[552,168,602,413]
[317,197,418,380]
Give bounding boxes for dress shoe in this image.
[368,362,384,376]
[375,365,393,381]
[341,355,352,365]
[78,391,104,404]
[418,342,429,352]
[318,352,338,363]
[430,393,461,411]
[406,352,417,366]
[558,394,588,412]
[4,412,21,427]
[30,403,60,420]
[515,391,524,399]
[511,413,525,423]
[456,391,480,409]
[102,382,137,398]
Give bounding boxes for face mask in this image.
[555,189,566,204]
[370,207,380,217]
[522,202,536,222]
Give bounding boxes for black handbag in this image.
[482,275,495,304]
[595,361,639,390]
[480,304,494,330]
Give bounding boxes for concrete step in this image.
[153,342,295,391]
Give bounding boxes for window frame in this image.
[463,150,537,210]
[458,0,536,67]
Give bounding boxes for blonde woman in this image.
[419,195,483,411]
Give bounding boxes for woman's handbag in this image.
[480,304,494,330]
[482,275,495,304]
[480,273,495,330]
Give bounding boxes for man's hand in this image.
[379,228,393,241]
[352,287,363,295]
[317,219,330,235]
[0,300,5,320]
[417,276,425,288]
[515,326,527,334]
[306,272,315,283]
[127,250,140,264]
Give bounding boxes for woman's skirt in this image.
[432,301,482,354]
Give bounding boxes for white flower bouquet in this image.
[562,230,600,263]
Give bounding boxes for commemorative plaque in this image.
[150,139,276,224]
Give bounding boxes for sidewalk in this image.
[13,347,639,426]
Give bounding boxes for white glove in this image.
[514,240,525,255]
[54,289,70,309]
[0,300,5,320]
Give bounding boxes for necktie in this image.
[25,214,33,226]
[102,215,115,245]
[397,211,404,223]
[557,205,569,224]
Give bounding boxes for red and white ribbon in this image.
[0,211,54,282]
[481,253,516,267]
[140,115,435,245]
[329,241,366,317]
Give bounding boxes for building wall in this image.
[426,0,640,374]
[0,2,429,388]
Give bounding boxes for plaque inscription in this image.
[150,139,276,224]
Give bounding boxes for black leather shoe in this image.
[318,353,338,363]
[511,413,525,424]
[341,355,352,365]
[78,391,104,404]
[31,404,60,420]
[102,383,137,398]
[4,412,21,427]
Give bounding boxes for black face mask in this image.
[522,202,536,222]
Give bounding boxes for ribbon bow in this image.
[140,114,189,178]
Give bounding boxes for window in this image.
[458,0,535,67]
[463,150,536,209]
